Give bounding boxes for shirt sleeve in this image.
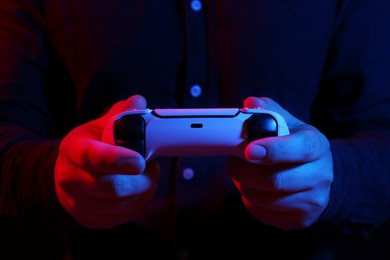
[314,0,390,231]
[0,0,78,227]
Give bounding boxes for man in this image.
[1,0,389,259]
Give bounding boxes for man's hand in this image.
[54,95,159,229]
[228,97,333,230]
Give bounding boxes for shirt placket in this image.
[182,0,208,108]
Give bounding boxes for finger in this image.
[72,184,154,216]
[69,202,144,229]
[93,172,157,198]
[58,162,159,211]
[244,96,302,128]
[127,94,147,109]
[63,137,146,174]
[71,192,148,215]
[240,187,297,212]
[87,160,160,198]
[228,158,311,192]
[115,94,147,112]
[100,94,148,121]
[245,128,329,164]
[239,185,327,213]
[66,162,159,229]
[242,196,314,230]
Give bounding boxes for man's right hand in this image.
[54,95,159,229]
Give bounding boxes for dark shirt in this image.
[1,0,390,259]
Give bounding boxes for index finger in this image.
[61,129,146,174]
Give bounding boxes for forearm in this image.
[319,129,390,229]
[0,123,76,227]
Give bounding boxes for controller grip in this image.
[102,109,289,160]
[114,114,146,156]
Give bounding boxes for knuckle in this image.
[300,130,317,160]
[272,173,287,190]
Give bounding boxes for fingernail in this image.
[120,157,144,173]
[247,145,267,160]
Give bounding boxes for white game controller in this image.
[102,108,289,161]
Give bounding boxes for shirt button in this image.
[182,168,195,180]
[191,0,202,12]
[190,84,202,98]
